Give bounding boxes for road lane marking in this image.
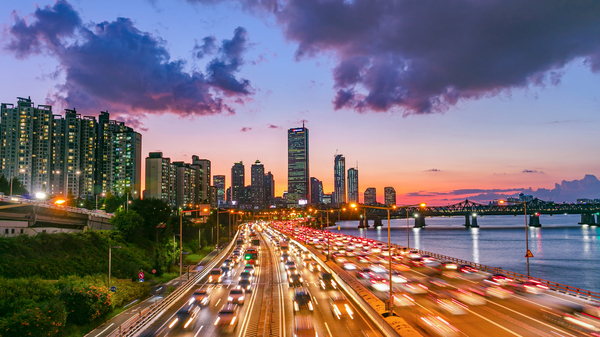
[215,299,221,306]
[193,325,204,337]
[467,308,524,336]
[93,323,113,337]
[487,300,577,337]
[324,322,333,337]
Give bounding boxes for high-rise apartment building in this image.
[251,160,265,208]
[264,172,274,206]
[213,175,226,206]
[310,177,323,204]
[191,156,211,203]
[50,109,96,198]
[0,97,52,194]
[231,162,245,206]
[333,154,346,205]
[347,168,358,204]
[173,161,197,208]
[287,126,309,205]
[145,152,177,208]
[96,111,142,196]
[364,187,377,205]
[384,187,396,206]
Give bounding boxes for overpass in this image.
[0,201,113,236]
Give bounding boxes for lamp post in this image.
[108,245,122,291]
[312,208,332,261]
[395,203,427,249]
[64,170,81,198]
[500,200,531,277]
[9,168,25,196]
[96,192,106,210]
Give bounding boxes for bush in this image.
[0,299,66,337]
[59,281,112,325]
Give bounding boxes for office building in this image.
[322,193,332,205]
[251,160,265,208]
[364,187,377,205]
[287,126,309,205]
[0,97,52,194]
[213,175,226,205]
[145,152,177,208]
[333,154,346,205]
[347,168,358,204]
[310,177,323,204]
[384,187,396,206]
[231,162,245,206]
[173,161,197,208]
[191,156,211,203]
[264,172,274,206]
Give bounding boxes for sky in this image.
[1,0,599,204]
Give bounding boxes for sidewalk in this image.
[84,248,218,337]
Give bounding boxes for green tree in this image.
[104,192,119,213]
[129,198,172,241]
[59,281,112,325]
[109,210,144,242]
[0,174,9,195]
[9,177,28,196]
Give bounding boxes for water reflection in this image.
[471,228,479,263]
[414,228,421,250]
[583,225,590,256]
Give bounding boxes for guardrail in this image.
[389,243,600,302]
[119,232,239,337]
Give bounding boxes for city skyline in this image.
[0,1,599,204]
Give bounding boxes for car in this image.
[369,275,389,292]
[243,264,255,275]
[289,273,303,287]
[302,257,312,267]
[398,282,429,295]
[329,291,354,319]
[239,271,253,282]
[208,269,223,283]
[168,302,200,331]
[308,262,321,272]
[356,268,374,279]
[450,289,486,306]
[485,286,513,299]
[428,292,467,315]
[417,312,461,337]
[285,260,296,270]
[222,258,233,268]
[488,273,512,285]
[369,264,387,274]
[214,304,239,333]
[293,288,314,312]
[287,265,299,276]
[281,253,290,261]
[356,256,370,264]
[389,271,408,284]
[294,315,317,337]
[192,288,211,306]
[319,272,337,290]
[343,262,357,270]
[228,287,245,304]
[392,292,416,308]
[238,279,252,291]
[221,265,232,278]
[507,279,549,295]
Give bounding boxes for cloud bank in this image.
[190,0,600,114]
[5,0,253,117]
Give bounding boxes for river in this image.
[334,214,600,293]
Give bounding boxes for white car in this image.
[399,282,429,295]
[486,286,513,299]
[451,290,486,306]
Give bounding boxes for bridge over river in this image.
[375,199,600,228]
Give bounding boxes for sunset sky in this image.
[1,0,599,204]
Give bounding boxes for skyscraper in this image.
[347,168,358,204]
[145,152,177,208]
[287,126,309,205]
[310,177,323,204]
[213,175,226,206]
[264,172,274,206]
[1,97,52,194]
[333,154,346,205]
[384,187,396,206]
[251,160,265,208]
[231,162,245,206]
[173,161,197,208]
[364,187,377,205]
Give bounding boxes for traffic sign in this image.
[152,269,156,274]
[110,286,116,292]
[139,271,144,280]
[525,250,534,258]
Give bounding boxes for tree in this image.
[10,177,28,196]
[129,198,172,241]
[109,210,144,243]
[0,174,9,195]
[104,192,119,213]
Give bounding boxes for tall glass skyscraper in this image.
[231,162,245,206]
[287,126,309,205]
[333,154,346,205]
[347,167,358,204]
[213,175,225,205]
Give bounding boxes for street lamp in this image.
[64,170,81,198]
[499,199,531,277]
[313,209,332,261]
[9,168,25,196]
[108,245,122,291]
[96,192,106,210]
[395,203,427,249]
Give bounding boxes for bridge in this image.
[383,199,600,228]
[0,201,113,236]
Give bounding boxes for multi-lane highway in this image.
[139,222,383,337]
[274,222,600,337]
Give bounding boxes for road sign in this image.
[152,269,156,274]
[139,271,144,280]
[525,250,534,258]
[110,286,116,292]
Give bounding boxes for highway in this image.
[138,223,383,337]
[274,222,600,337]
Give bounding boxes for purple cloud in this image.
[240,126,252,132]
[193,0,600,114]
[268,124,282,129]
[5,1,252,117]
[193,36,217,59]
[426,168,441,172]
[523,169,544,174]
